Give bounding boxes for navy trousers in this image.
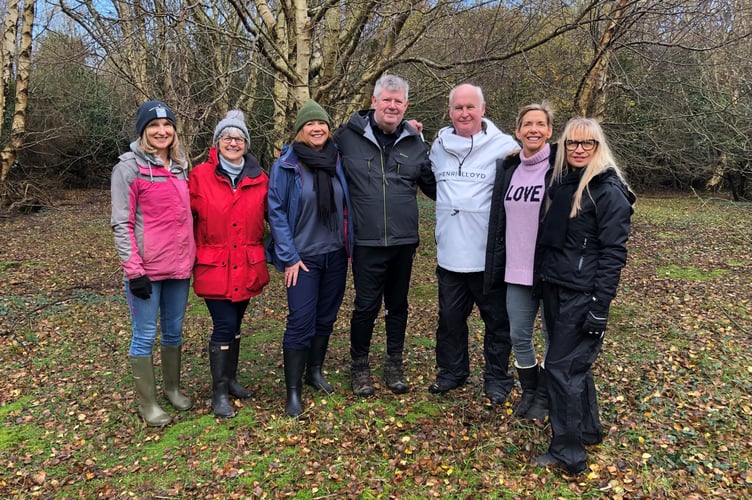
[283,249,348,351]
[205,298,250,344]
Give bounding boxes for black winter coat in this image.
[334,110,436,247]
[483,144,557,294]
[538,167,636,306]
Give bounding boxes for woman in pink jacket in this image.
[190,110,270,418]
[111,101,196,427]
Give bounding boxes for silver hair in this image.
[373,74,409,101]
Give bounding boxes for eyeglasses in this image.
[565,139,598,151]
[220,136,245,144]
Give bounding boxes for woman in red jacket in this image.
[190,110,270,418]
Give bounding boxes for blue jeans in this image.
[205,299,250,344]
[126,278,190,356]
[506,283,548,368]
[284,249,348,351]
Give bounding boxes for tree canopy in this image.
[1,0,751,207]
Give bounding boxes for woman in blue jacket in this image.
[267,100,354,417]
[534,117,635,474]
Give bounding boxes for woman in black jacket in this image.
[484,102,556,420]
[534,117,635,475]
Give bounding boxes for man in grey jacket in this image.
[334,74,436,396]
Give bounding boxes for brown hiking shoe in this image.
[351,356,375,396]
[383,354,409,394]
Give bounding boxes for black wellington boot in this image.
[513,363,539,418]
[209,343,236,418]
[525,366,549,421]
[305,336,333,393]
[284,348,308,417]
[228,336,252,399]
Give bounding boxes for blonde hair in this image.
[552,117,629,217]
[515,102,554,130]
[137,127,186,165]
[293,126,333,149]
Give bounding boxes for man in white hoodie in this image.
[428,83,520,404]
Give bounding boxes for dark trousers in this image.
[283,249,348,350]
[350,244,416,359]
[542,283,604,473]
[205,298,250,344]
[434,266,513,393]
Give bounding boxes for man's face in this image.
[449,85,486,138]
[372,88,408,134]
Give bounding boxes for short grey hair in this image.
[373,74,409,101]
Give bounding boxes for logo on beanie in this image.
[152,105,169,118]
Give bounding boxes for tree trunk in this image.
[1,0,31,203]
[575,0,629,119]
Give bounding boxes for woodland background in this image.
[1,0,752,210]
[1,1,751,498]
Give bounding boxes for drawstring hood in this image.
[130,140,187,182]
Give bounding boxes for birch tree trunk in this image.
[1,0,31,203]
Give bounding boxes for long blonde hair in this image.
[552,117,629,217]
[136,128,186,166]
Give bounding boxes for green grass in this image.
[0,190,751,497]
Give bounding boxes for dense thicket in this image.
[2,0,750,203]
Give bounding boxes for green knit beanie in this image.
[294,100,331,133]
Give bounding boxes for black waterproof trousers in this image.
[542,283,604,473]
[434,266,513,394]
[350,244,417,359]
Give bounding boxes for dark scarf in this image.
[540,169,582,248]
[292,139,338,230]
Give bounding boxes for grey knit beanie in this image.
[213,110,251,145]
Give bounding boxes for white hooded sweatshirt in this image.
[430,118,519,272]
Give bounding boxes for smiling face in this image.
[144,119,175,158]
[448,84,486,138]
[299,120,330,150]
[565,132,598,170]
[516,109,552,156]
[371,88,408,134]
[217,133,246,165]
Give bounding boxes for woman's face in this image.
[218,133,246,164]
[515,110,552,156]
[565,132,598,170]
[144,119,175,155]
[300,120,330,150]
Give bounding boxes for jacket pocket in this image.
[246,246,270,293]
[193,247,229,297]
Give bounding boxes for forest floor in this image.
[1,190,751,498]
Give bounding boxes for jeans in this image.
[350,244,416,359]
[205,298,250,344]
[434,266,513,393]
[506,283,548,368]
[284,249,348,350]
[126,278,190,356]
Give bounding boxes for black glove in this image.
[582,296,608,338]
[129,275,152,300]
